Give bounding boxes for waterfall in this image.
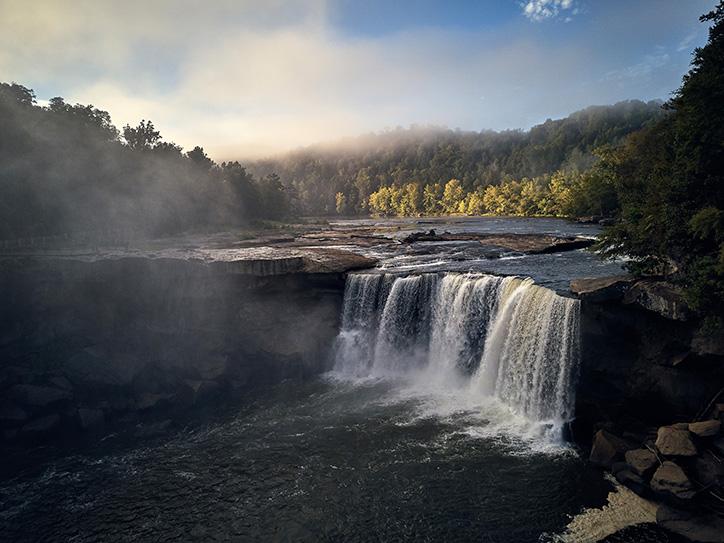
[333,272,581,439]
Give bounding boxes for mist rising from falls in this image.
[333,272,581,441]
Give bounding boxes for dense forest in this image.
[597,2,724,320]
[0,86,291,240]
[248,100,664,216]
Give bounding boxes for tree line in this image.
[596,1,724,321]
[0,86,292,240]
[249,100,664,216]
[360,159,616,219]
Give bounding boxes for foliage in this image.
[0,85,291,239]
[597,1,724,317]
[250,100,664,216]
[365,167,614,219]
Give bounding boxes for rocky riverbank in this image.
[572,275,724,541]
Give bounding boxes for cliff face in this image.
[572,276,724,440]
[0,249,375,443]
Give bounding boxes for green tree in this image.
[598,1,724,318]
[122,119,161,150]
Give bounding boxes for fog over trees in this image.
[0,86,292,240]
[247,100,665,216]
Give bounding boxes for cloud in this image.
[0,0,707,160]
[521,0,578,22]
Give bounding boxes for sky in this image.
[0,0,715,159]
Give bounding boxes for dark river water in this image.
[2,378,614,542]
[1,218,680,542]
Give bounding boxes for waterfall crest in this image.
[333,272,580,438]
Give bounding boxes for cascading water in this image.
[333,272,581,441]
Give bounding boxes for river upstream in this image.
[0,218,687,542]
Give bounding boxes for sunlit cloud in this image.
[0,0,711,159]
[521,0,578,22]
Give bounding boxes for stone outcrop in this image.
[624,449,658,478]
[651,461,696,500]
[690,420,721,438]
[622,280,692,321]
[0,246,376,443]
[656,426,698,457]
[657,505,724,542]
[590,429,633,468]
[571,274,724,440]
[402,231,595,254]
[570,275,633,303]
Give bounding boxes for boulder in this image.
[63,348,128,387]
[624,448,659,478]
[134,419,173,438]
[9,384,72,409]
[651,461,696,500]
[77,408,104,430]
[623,280,692,321]
[656,426,697,456]
[614,469,648,496]
[590,429,632,468]
[135,392,173,411]
[570,275,633,303]
[20,414,62,438]
[689,420,721,438]
[657,505,724,543]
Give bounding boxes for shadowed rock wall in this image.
[0,253,371,443]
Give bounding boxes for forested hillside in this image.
[248,100,664,215]
[0,85,291,240]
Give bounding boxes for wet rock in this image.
[623,280,691,321]
[78,408,104,430]
[20,414,62,438]
[624,448,659,478]
[135,392,173,411]
[656,426,697,457]
[689,420,721,438]
[134,419,173,438]
[9,384,72,409]
[614,469,648,496]
[657,505,724,542]
[570,275,633,303]
[196,356,230,381]
[692,454,724,488]
[590,429,632,468]
[650,461,696,500]
[63,348,128,387]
